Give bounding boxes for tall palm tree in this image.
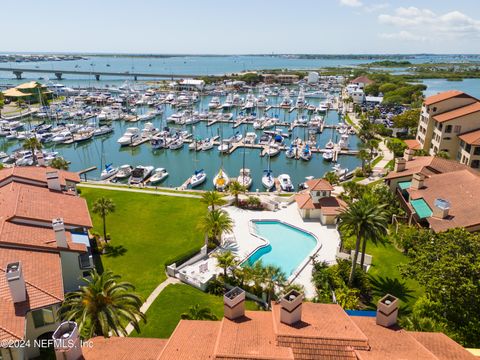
[199,209,233,246]
[92,197,116,241]
[181,304,217,320]
[213,250,237,278]
[228,180,246,206]
[60,269,145,338]
[50,157,69,170]
[23,137,42,164]
[261,265,287,307]
[201,190,226,211]
[338,194,388,286]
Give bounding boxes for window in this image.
[445,125,452,133]
[474,147,480,155]
[465,144,472,153]
[443,137,451,140]
[79,252,93,269]
[32,307,55,328]
[432,107,437,112]
[472,160,480,168]
[454,125,462,133]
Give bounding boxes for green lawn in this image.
[81,187,207,299]
[130,283,259,338]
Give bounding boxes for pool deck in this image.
[223,203,340,298]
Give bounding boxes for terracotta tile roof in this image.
[410,332,477,360]
[295,193,345,215]
[83,337,168,360]
[0,182,92,228]
[404,139,422,150]
[214,311,294,359]
[459,128,480,146]
[305,178,334,191]
[0,166,80,187]
[423,90,471,106]
[433,101,480,123]
[353,317,438,360]
[350,76,373,85]
[408,169,480,232]
[158,320,220,360]
[385,156,472,180]
[0,248,63,342]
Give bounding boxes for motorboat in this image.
[317,103,328,113]
[217,140,232,153]
[322,149,334,162]
[266,144,280,157]
[237,168,252,189]
[325,140,335,149]
[299,144,312,161]
[208,96,221,109]
[338,134,349,149]
[285,143,296,159]
[189,139,201,151]
[141,122,159,138]
[52,131,72,143]
[262,170,275,191]
[213,168,229,191]
[114,164,133,180]
[243,91,256,110]
[129,165,154,185]
[296,87,306,108]
[222,94,234,109]
[73,129,93,143]
[117,127,141,146]
[244,132,257,145]
[256,94,268,107]
[101,163,119,180]
[148,168,169,184]
[279,91,292,108]
[201,138,214,151]
[332,163,349,180]
[278,174,294,192]
[348,126,356,135]
[190,169,207,188]
[151,137,166,150]
[169,137,184,150]
[93,125,113,136]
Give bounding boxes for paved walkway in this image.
[124,277,181,336]
[78,183,202,198]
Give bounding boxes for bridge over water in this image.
[0,67,206,81]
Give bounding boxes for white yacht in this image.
[262,170,275,191]
[101,163,119,180]
[141,122,159,138]
[52,131,72,143]
[129,165,154,185]
[278,174,294,192]
[169,137,184,150]
[338,134,349,149]
[243,91,256,110]
[114,165,133,180]
[256,94,268,108]
[213,168,229,192]
[299,144,312,161]
[266,144,280,157]
[148,168,169,184]
[237,168,252,189]
[217,139,232,153]
[222,94,234,109]
[285,144,296,159]
[244,132,257,145]
[117,127,141,146]
[190,169,207,188]
[208,96,221,109]
[279,90,292,108]
[322,149,334,162]
[93,125,113,137]
[296,87,306,108]
[201,138,214,151]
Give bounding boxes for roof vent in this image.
[433,198,451,219]
[280,290,303,326]
[52,218,68,248]
[376,294,399,328]
[410,173,425,190]
[224,287,245,320]
[46,170,61,191]
[6,262,26,303]
[52,321,83,360]
[394,158,406,172]
[404,148,415,161]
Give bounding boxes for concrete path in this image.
[78,183,202,199]
[124,277,181,336]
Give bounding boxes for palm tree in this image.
[60,269,145,338]
[199,209,233,246]
[181,304,217,320]
[357,149,370,174]
[201,190,226,211]
[338,194,388,286]
[213,250,237,278]
[50,157,69,170]
[323,171,340,186]
[261,265,287,307]
[92,197,116,242]
[228,180,246,206]
[23,137,42,164]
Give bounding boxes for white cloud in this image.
[339,0,363,7]
[378,6,480,42]
[364,3,390,13]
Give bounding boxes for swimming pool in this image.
[245,220,318,277]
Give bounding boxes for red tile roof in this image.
[423,90,473,106]
[295,193,345,215]
[0,248,63,342]
[410,332,477,360]
[0,166,80,186]
[459,129,480,146]
[305,178,334,191]
[404,139,422,150]
[83,337,168,360]
[350,76,373,85]
[433,101,480,123]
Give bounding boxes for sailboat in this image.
[300,144,312,161]
[238,135,252,189]
[285,143,296,159]
[101,163,118,180]
[262,154,275,191]
[191,169,207,188]
[213,168,229,191]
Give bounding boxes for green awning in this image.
[411,198,433,219]
[398,181,411,190]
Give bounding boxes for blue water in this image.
[246,221,317,276]
[421,78,480,99]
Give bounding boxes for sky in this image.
[2,0,480,54]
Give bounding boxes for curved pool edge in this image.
[241,219,323,283]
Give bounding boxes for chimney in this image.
[432,198,450,219]
[36,150,45,166]
[52,218,68,248]
[404,148,415,161]
[410,173,425,190]
[6,262,26,303]
[280,290,303,325]
[224,287,245,320]
[46,171,61,191]
[394,158,406,172]
[52,321,83,360]
[376,294,399,328]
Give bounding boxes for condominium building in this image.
[414,90,480,169]
[0,167,93,360]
